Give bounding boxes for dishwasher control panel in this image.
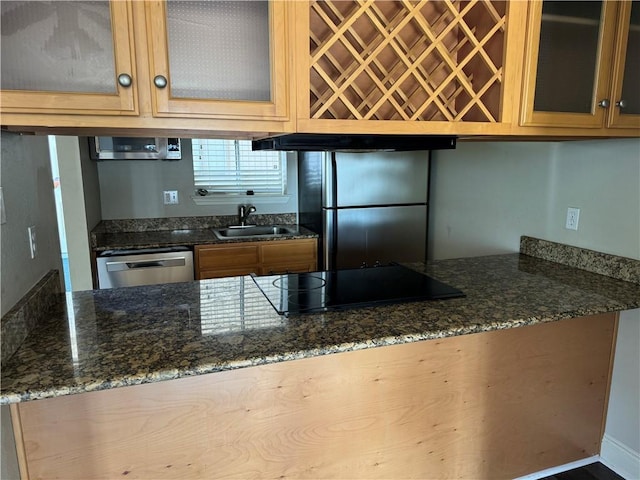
[97,247,194,289]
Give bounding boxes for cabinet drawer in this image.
[199,266,259,280]
[261,239,317,264]
[196,244,259,270]
[261,262,317,276]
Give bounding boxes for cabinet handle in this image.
[598,99,610,108]
[616,99,627,109]
[117,73,132,88]
[154,75,168,89]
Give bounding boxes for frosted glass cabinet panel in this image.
[1,1,116,93]
[146,0,290,121]
[619,2,640,115]
[533,1,604,114]
[166,1,271,101]
[522,0,618,128]
[608,0,640,128]
[522,0,638,129]
[0,1,137,114]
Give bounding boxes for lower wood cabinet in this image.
[10,313,617,479]
[195,238,318,279]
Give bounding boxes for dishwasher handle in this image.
[105,256,187,272]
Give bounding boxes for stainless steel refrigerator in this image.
[298,150,431,270]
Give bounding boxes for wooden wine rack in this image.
[308,0,507,123]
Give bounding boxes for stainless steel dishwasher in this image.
[96,247,194,289]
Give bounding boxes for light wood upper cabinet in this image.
[0,1,138,115]
[144,0,291,121]
[2,1,636,137]
[293,0,528,135]
[1,0,295,134]
[521,0,640,130]
[609,0,640,128]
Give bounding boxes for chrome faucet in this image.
[238,204,256,226]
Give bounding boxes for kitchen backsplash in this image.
[95,143,298,220]
[92,214,297,233]
[1,270,62,367]
[521,236,640,285]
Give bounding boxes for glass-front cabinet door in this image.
[145,0,290,121]
[522,0,618,128]
[0,1,137,115]
[608,0,640,128]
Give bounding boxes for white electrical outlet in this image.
[565,207,580,231]
[163,190,179,205]
[28,225,37,259]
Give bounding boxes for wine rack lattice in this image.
[309,0,507,122]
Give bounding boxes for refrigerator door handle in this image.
[322,152,338,209]
[323,208,337,270]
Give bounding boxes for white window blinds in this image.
[199,278,285,335]
[192,139,285,194]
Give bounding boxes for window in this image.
[192,139,286,195]
[199,278,285,335]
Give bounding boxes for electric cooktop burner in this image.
[251,264,465,315]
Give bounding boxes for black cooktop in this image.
[251,264,465,315]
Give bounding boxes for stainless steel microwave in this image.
[90,137,181,160]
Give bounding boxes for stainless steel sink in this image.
[212,225,298,240]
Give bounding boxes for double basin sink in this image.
[212,225,298,240]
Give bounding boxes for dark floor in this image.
[542,462,625,480]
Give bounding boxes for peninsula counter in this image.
[3,247,639,479]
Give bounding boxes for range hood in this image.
[252,134,456,152]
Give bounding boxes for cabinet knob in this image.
[153,75,168,89]
[117,73,132,88]
[616,99,627,109]
[597,99,610,108]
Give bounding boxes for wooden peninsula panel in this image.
[13,313,617,479]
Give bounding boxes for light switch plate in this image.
[28,225,37,258]
[0,187,6,224]
[163,190,179,205]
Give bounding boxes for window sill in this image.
[191,194,292,206]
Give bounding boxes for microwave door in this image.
[93,137,166,160]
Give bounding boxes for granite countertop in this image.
[92,225,318,252]
[2,251,639,405]
[90,215,318,252]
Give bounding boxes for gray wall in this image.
[96,139,298,219]
[429,139,640,260]
[1,131,63,479]
[1,132,62,315]
[430,138,640,474]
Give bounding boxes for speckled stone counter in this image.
[2,252,638,405]
[91,215,317,251]
[521,236,640,283]
[93,214,298,234]
[92,225,317,251]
